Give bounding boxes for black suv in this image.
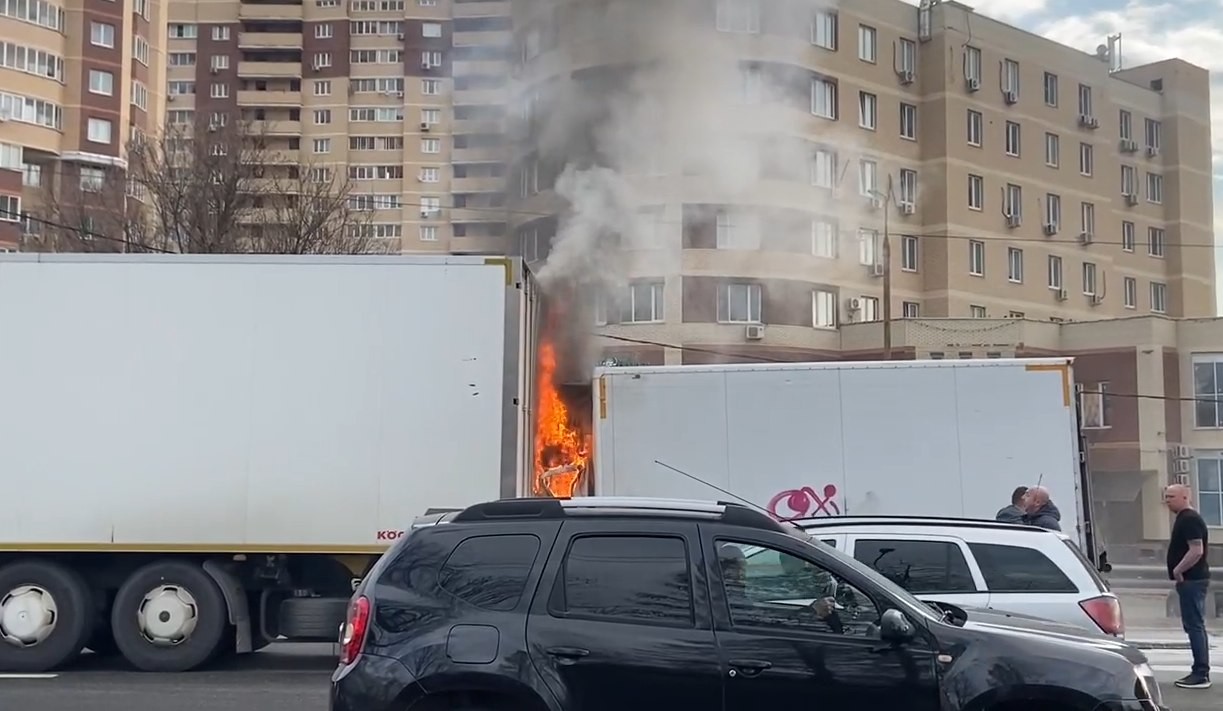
[331,497,1166,711]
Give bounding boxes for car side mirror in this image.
[880,608,914,642]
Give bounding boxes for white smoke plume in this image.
[524,0,875,367]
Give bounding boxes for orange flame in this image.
[533,338,590,498]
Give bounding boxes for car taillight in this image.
[339,595,371,666]
[1080,594,1124,636]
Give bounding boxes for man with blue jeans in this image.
[1165,483,1211,689]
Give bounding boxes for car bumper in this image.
[330,653,422,711]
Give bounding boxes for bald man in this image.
[1164,483,1211,689]
[1022,485,1062,531]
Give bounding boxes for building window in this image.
[811,147,836,188]
[88,70,114,95]
[715,0,760,34]
[811,78,836,119]
[1148,227,1165,258]
[811,219,837,258]
[1080,202,1095,236]
[312,138,330,153]
[1077,83,1093,117]
[1045,132,1059,167]
[1194,457,1223,526]
[419,225,438,242]
[901,235,918,272]
[313,109,331,124]
[422,79,440,95]
[79,167,105,191]
[902,301,920,318]
[968,240,985,276]
[210,83,228,98]
[1080,383,1109,429]
[1007,247,1023,283]
[859,296,880,322]
[623,281,664,323]
[1123,276,1136,308]
[1079,143,1093,176]
[1004,183,1022,222]
[899,102,917,140]
[898,169,917,206]
[857,158,877,196]
[90,21,115,48]
[812,290,836,329]
[1082,262,1097,296]
[1145,118,1162,152]
[1119,110,1132,141]
[964,45,981,84]
[211,26,229,41]
[1047,255,1063,290]
[1004,121,1020,156]
[1150,282,1167,313]
[967,174,983,211]
[858,228,880,266]
[718,283,762,323]
[1043,72,1058,106]
[858,24,876,62]
[970,305,987,318]
[1044,193,1061,231]
[86,117,112,144]
[858,91,876,130]
[966,109,983,146]
[1146,173,1163,204]
[1002,58,1019,94]
[1121,164,1137,197]
[811,9,837,50]
[0,194,19,222]
[1122,221,1135,252]
[422,21,441,37]
[422,138,440,153]
[1193,356,1223,429]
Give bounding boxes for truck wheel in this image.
[110,560,228,672]
[0,560,95,672]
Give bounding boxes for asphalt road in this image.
[0,644,1218,710]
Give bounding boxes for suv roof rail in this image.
[796,514,1050,532]
[450,496,786,532]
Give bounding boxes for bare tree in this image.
[31,115,388,255]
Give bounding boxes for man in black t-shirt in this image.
[1164,483,1211,689]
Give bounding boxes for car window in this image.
[549,535,694,627]
[968,542,1078,593]
[852,539,976,594]
[716,539,881,638]
[438,534,540,611]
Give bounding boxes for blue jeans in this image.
[1177,579,1211,677]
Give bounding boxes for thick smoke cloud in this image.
[525,0,873,375]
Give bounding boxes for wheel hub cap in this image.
[0,585,58,647]
[137,585,198,646]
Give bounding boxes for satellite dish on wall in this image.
[1095,44,1110,59]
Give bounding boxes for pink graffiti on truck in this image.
[766,484,840,520]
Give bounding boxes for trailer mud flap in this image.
[203,560,253,654]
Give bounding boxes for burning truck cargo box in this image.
[531,300,595,500]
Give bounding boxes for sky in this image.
[913,0,1223,312]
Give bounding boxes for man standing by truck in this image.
[1023,485,1062,531]
[995,486,1029,523]
[1164,483,1211,689]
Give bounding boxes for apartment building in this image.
[0,0,167,249]
[507,0,1215,367]
[162,0,510,253]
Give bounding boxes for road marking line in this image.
[0,673,58,679]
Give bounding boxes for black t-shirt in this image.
[1167,508,1211,580]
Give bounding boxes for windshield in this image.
[779,526,943,623]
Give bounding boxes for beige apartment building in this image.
[161,0,510,253]
[0,0,167,249]
[507,0,1216,367]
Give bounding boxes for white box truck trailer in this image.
[0,254,538,673]
[591,358,1095,549]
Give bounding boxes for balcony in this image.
[237,61,301,78]
[238,32,302,49]
[248,119,301,135]
[237,90,303,106]
[449,235,506,254]
[453,119,503,135]
[238,3,303,20]
[451,0,508,17]
[452,176,504,193]
[453,146,506,163]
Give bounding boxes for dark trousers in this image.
[1177,579,1211,677]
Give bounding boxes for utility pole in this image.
[877,175,895,360]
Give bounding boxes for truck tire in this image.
[110,560,228,672]
[0,559,95,672]
[278,597,348,641]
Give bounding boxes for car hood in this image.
[950,605,1146,664]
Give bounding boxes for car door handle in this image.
[546,646,590,660]
[728,659,773,677]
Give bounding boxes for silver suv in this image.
[798,516,1124,637]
